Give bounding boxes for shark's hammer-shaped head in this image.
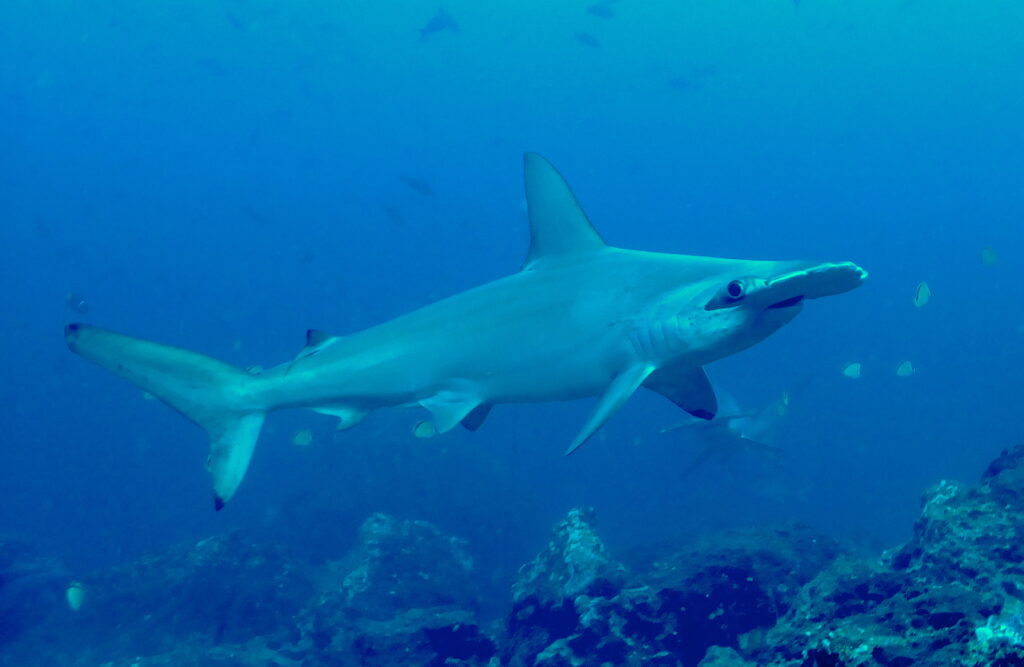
[645,258,867,367]
[520,150,867,375]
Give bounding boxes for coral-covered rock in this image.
[317,607,496,667]
[0,537,68,644]
[759,443,1024,667]
[299,513,494,666]
[0,532,313,666]
[504,509,839,666]
[651,523,842,663]
[762,555,991,666]
[504,508,632,666]
[512,507,628,606]
[331,512,478,619]
[11,444,1024,667]
[89,638,301,667]
[698,645,756,666]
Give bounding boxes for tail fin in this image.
[64,323,265,510]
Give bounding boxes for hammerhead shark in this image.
[65,153,866,509]
[662,389,789,478]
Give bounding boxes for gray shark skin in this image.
[65,153,866,509]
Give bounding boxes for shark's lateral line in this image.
[65,153,866,509]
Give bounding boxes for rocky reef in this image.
[504,509,839,666]
[4,444,1024,666]
[0,531,314,666]
[0,537,68,645]
[759,444,1024,667]
[296,512,495,666]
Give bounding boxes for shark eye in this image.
[704,279,749,310]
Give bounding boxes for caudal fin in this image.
[64,323,265,510]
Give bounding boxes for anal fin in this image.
[566,364,655,455]
[313,405,368,431]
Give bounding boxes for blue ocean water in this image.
[1,0,1022,647]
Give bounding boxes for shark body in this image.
[66,153,866,508]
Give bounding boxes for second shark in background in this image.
[663,387,789,478]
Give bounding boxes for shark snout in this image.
[766,261,867,303]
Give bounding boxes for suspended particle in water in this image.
[64,292,89,314]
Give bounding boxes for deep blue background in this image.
[2,0,1022,605]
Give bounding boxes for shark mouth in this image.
[768,294,804,309]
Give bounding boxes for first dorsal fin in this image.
[523,153,606,268]
[306,329,332,346]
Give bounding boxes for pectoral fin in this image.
[419,392,482,434]
[645,365,718,420]
[566,364,655,455]
[460,404,492,431]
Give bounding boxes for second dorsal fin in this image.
[522,153,606,269]
[285,329,338,375]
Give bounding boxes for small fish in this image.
[142,391,156,401]
[775,391,790,416]
[419,8,459,40]
[913,281,931,308]
[895,361,915,377]
[841,362,862,379]
[587,2,615,19]
[412,421,437,438]
[64,292,89,315]
[246,365,264,376]
[381,204,405,226]
[668,65,716,94]
[669,76,697,93]
[980,247,997,266]
[400,174,433,196]
[291,429,313,446]
[575,32,601,48]
[66,582,85,611]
